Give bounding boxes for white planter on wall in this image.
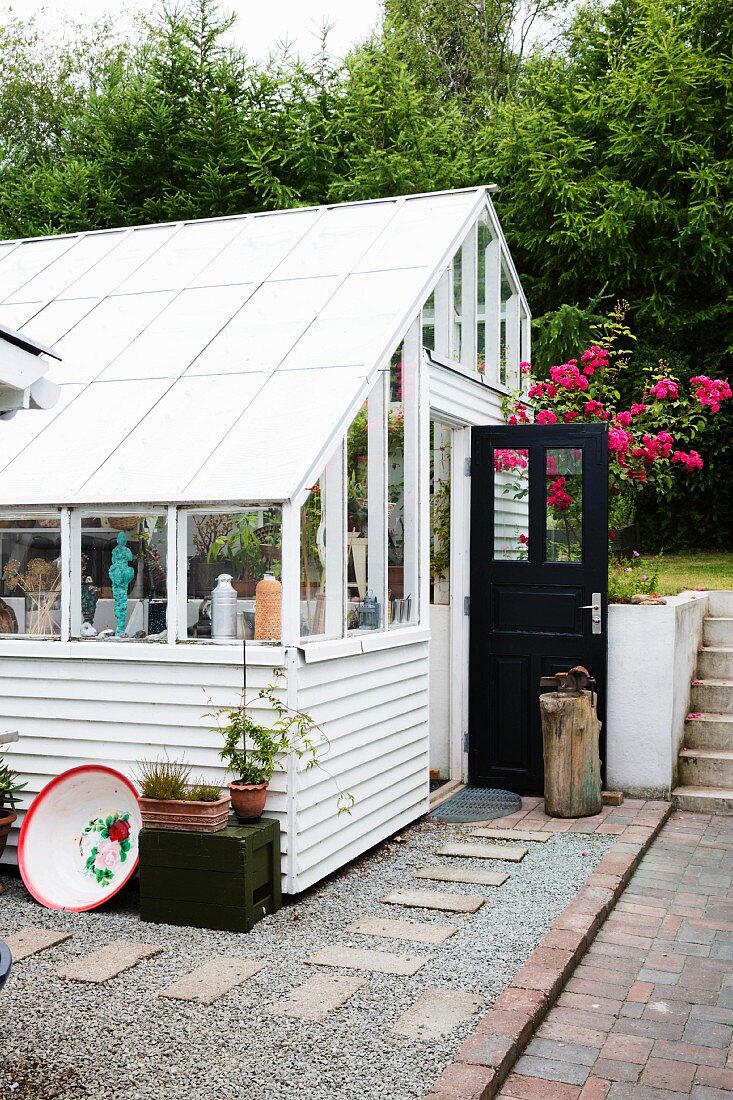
[606,591,708,797]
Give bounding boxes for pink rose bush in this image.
[503,303,731,535]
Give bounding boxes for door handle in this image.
[579,592,602,634]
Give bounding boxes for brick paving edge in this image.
[422,801,673,1100]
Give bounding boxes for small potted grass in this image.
[0,750,26,865]
[136,759,230,832]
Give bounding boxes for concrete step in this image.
[697,647,733,680]
[685,712,733,751]
[690,679,733,715]
[679,747,733,788]
[672,784,733,815]
[703,618,733,647]
[707,591,733,617]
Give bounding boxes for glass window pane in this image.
[477,216,492,375]
[388,346,412,627]
[77,514,167,640]
[186,509,282,641]
[301,476,327,639]
[499,268,513,387]
[430,421,451,605]
[546,449,583,563]
[493,450,529,560]
[452,249,463,361]
[422,290,435,351]
[346,399,379,632]
[0,515,61,636]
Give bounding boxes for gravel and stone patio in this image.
[0,816,615,1100]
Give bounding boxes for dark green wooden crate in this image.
[138,819,281,932]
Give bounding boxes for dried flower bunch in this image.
[3,557,61,635]
[3,557,60,594]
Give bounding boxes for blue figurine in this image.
[109,531,135,636]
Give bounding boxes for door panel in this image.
[469,425,608,794]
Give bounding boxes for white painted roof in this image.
[0,188,489,506]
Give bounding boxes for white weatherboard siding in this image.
[0,647,290,879]
[293,641,430,892]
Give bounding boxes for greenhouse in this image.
[0,186,530,892]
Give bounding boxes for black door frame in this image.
[468,424,608,794]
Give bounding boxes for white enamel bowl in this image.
[18,765,141,911]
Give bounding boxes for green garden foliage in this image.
[0,0,730,546]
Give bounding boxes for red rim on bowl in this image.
[17,765,140,910]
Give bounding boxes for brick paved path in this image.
[498,811,733,1100]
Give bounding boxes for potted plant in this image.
[135,758,230,832]
[0,750,26,863]
[212,664,353,822]
[208,513,264,598]
[189,514,234,598]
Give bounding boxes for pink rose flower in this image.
[94,838,121,872]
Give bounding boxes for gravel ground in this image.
[0,820,614,1100]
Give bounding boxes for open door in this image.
[469,424,608,794]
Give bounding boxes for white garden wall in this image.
[606,592,708,797]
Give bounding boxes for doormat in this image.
[428,787,522,824]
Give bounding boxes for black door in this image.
[469,424,608,794]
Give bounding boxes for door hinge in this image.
[464,457,471,477]
[464,596,470,616]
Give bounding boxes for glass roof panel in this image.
[81,372,267,501]
[59,225,178,299]
[187,276,340,377]
[0,238,77,303]
[52,291,177,383]
[99,284,254,381]
[272,201,398,281]
[190,208,320,288]
[5,232,126,304]
[114,218,249,295]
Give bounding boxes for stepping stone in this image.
[4,927,71,962]
[270,973,365,1021]
[159,957,265,1005]
[305,945,427,976]
[469,827,551,844]
[437,842,528,862]
[393,988,483,1040]
[414,864,508,888]
[56,939,163,983]
[345,916,458,945]
[381,888,485,914]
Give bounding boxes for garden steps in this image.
[703,617,733,647]
[697,646,733,680]
[689,678,733,714]
[707,590,733,617]
[678,747,733,788]
[674,603,733,814]
[684,712,733,751]
[671,784,733,815]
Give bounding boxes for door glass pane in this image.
[493,449,529,560]
[546,448,583,563]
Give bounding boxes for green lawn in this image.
[655,552,733,596]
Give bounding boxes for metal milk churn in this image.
[211,574,237,640]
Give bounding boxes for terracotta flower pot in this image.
[137,795,230,832]
[228,781,269,823]
[0,809,17,863]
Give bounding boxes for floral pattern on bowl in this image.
[79,811,134,887]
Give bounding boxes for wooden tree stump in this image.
[541,690,602,818]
